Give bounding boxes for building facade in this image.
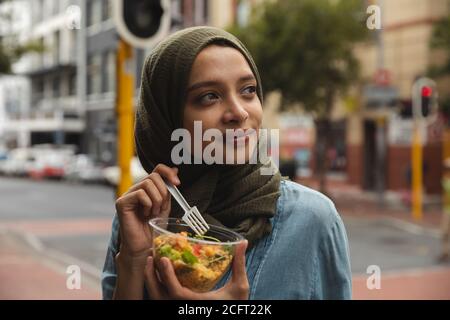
[81,0,217,165]
[2,0,239,164]
[347,0,450,194]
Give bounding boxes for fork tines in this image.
[182,206,210,236]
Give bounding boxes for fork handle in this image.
[164,180,191,213]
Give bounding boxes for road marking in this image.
[380,217,441,238]
[0,218,113,237]
[343,216,441,238]
[1,227,103,292]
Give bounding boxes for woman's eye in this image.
[242,85,257,95]
[197,92,219,105]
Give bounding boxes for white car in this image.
[64,154,106,184]
[102,157,148,186]
[0,148,33,176]
[27,148,74,180]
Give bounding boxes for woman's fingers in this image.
[116,189,153,218]
[141,179,163,217]
[153,164,180,186]
[121,165,179,218]
[154,252,249,300]
[229,240,249,297]
[156,257,200,299]
[144,256,167,300]
[147,173,171,214]
[156,258,184,298]
[218,241,249,299]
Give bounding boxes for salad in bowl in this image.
[149,217,245,293]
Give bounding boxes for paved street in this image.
[0,177,115,299]
[0,177,449,299]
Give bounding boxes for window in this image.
[38,37,45,67]
[33,78,45,105]
[68,72,76,96]
[102,50,116,93]
[53,31,60,65]
[87,54,101,95]
[52,75,60,98]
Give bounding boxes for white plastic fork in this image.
[164,180,210,236]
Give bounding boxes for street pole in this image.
[411,77,438,221]
[116,39,135,198]
[411,118,423,221]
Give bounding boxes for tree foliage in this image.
[0,0,44,74]
[430,14,450,77]
[229,0,369,116]
[429,13,450,122]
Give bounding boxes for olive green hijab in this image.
[135,26,283,248]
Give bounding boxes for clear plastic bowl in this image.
[149,217,245,293]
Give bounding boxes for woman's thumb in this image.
[231,240,248,283]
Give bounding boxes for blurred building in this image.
[19,0,83,149]
[0,0,32,149]
[238,0,450,196]
[0,76,31,148]
[80,0,216,165]
[346,0,450,195]
[2,0,240,164]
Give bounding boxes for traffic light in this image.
[421,85,432,117]
[113,0,171,48]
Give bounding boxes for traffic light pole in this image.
[411,77,438,221]
[116,39,135,198]
[411,118,423,221]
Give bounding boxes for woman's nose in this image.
[222,98,249,124]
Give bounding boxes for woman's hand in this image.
[144,240,249,300]
[115,164,180,260]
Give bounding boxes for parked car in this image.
[0,148,33,176]
[102,157,148,186]
[64,154,106,184]
[27,148,74,180]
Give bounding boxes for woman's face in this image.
[183,45,263,164]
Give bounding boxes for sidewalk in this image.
[0,229,101,300]
[296,176,444,230]
[353,266,450,299]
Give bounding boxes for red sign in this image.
[281,128,311,147]
[374,69,391,86]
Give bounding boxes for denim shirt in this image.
[101,179,352,300]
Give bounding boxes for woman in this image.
[102,26,352,300]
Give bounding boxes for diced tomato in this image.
[193,244,202,256]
